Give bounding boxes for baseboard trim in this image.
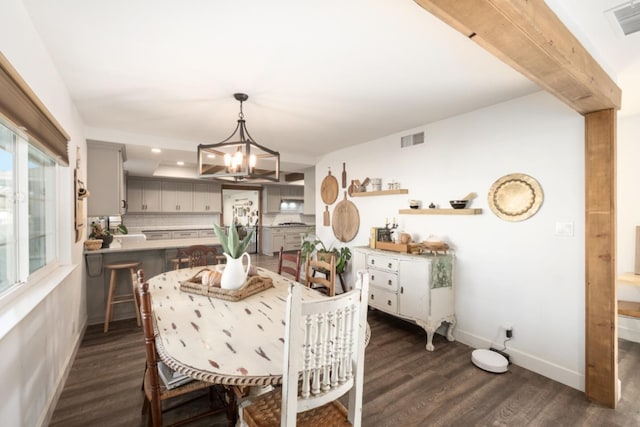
[454,328,584,392]
[38,316,88,427]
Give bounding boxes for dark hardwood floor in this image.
[51,255,640,426]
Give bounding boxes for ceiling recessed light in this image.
[177,161,184,166]
[207,154,215,159]
[151,148,162,153]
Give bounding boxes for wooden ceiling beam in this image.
[284,172,304,182]
[414,0,622,115]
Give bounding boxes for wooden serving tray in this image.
[375,241,420,253]
[180,269,273,301]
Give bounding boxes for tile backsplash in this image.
[123,213,219,232]
[123,212,316,232]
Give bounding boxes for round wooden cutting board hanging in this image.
[332,192,359,242]
[320,170,339,205]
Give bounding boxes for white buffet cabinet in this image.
[352,247,456,351]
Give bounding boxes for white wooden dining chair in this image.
[242,271,370,427]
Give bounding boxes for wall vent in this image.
[612,2,640,35]
[400,131,424,148]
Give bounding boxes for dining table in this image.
[147,266,370,388]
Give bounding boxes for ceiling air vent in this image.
[400,131,424,148]
[612,2,640,35]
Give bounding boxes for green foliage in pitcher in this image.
[214,224,255,259]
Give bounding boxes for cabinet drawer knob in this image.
[400,286,404,294]
[387,300,392,306]
[388,279,392,286]
[371,294,374,300]
[388,263,392,269]
[371,259,375,265]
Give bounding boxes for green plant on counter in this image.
[116,224,128,234]
[89,222,111,239]
[214,224,255,259]
[301,234,352,274]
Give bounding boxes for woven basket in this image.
[180,268,273,301]
[84,239,103,251]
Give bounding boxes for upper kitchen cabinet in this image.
[127,177,162,212]
[303,166,315,215]
[263,185,281,213]
[87,141,126,216]
[162,181,193,212]
[281,185,304,200]
[193,182,222,212]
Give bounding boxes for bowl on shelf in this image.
[449,200,468,209]
[409,199,421,209]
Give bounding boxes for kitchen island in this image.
[85,237,221,325]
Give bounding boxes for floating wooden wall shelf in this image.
[351,189,408,197]
[398,208,482,215]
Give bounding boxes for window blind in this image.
[0,52,69,165]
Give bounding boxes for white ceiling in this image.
[22,0,640,177]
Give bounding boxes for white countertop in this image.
[84,237,221,254]
[261,225,314,229]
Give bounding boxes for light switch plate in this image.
[555,222,574,237]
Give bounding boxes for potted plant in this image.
[300,233,352,274]
[89,222,113,248]
[213,224,255,290]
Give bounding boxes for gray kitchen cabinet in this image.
[353,247,456,351]
[127,178,162,212]
[171,230,199,239]
[87,141,126,216]
[263,186,282,213]
[144,231,172,240]
[261,226,308,255]
[198,229,216,238]
[262,226,285,255]
[193,182,221,212]
[162,181,193,212]
[279,185,304,200]
[303,166,315,215]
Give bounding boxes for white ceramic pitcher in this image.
[221,252,251,290]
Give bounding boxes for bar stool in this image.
[104,261,142,333]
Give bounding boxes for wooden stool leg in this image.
[104,269,117,333]
[130,267,142,327]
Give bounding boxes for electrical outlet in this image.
[502,322,513,338]
[555,221,574,237]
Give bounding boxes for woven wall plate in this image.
[488,173,543,222]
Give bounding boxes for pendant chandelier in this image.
[197,93,280,182]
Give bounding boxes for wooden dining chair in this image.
[277,247,301,282]
[304,255,336,296]
[242,271,370,426]
[174,245,218,269]
[137,269,228,426]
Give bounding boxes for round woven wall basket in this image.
[488,173,543,222]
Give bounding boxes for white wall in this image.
[617,113,640,296]
[617,113,640,341]
[0,0,88,425]
[316,91,586,389]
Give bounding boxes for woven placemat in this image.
[180,271,274,301]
